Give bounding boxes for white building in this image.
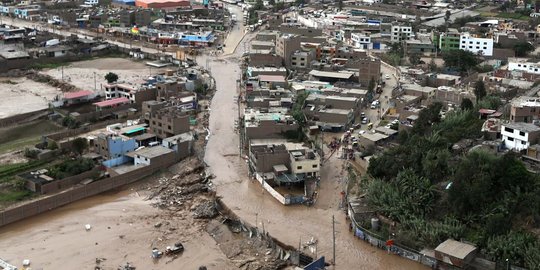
[391,25,412,43]
[84,0,99,5]
[508,58,540,75]
[351,32,372,49]
[501,122,540,151]
[459,33,493,56]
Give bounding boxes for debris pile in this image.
[192,200,218,219]
[117,262,135,270]
[147,157,213,210]
[207,219,289,270]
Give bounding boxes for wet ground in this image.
[0,188,235,269]
[199,13,427,269]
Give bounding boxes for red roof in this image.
[479,109,496,114]
[258,75,286,83]
[93,97,130,107]
[64,90,94,100]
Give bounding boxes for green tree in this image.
[442,49,479,73]
[254,0,264,10]
[292,91,308,126]
[104,72,119,83]
[368,77,376,92]
[513,42,535,57]
[71,137,88,156]
[477,95,502,110]
[474,80,487,104]
[460,98,474,111]
[428,58,438,72]
[409,52,421,66]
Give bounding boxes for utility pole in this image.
[332,215,336,266]
[61,65,64,81]
[93,72,96,91]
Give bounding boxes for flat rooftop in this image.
[127,146,174,159]
[503,122,540,133]
[309,70,354,80]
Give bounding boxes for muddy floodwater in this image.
[199,49,428,269]
[0,189,234,269]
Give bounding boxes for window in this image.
[312,164,318,168]
[297,166,302,170]
[168,125,171,130]
[476,41,480,44]
[476,46,479,49]
[505,127,514,133]
[469,46,473,49]
[508,137,514,141]
[522,141,526,145]
[519,131,525,136]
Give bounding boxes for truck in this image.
[231,14,237,22]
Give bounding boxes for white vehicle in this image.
[358,130,366,135]
[231,14,237,21]
[45,38,60,47]
[385,74,391,80]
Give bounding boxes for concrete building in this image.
[434,239,477,269]
[275,34,326,67]
[135,0,190,9]
[128,146,176,166]
[291,50,314,69]
[289,148,320,178]
[350,32,372,49]
[161,132,193,160]
[94,134,138,160]
[143,101,191,139]
[248,142,320,180]
[391,24,412,43]
[508,58,540,75]
[459,33,493,56]
[438,29,461,52]
[510,96,540,123]
[104,83,157,106]
[501,122,540,151]
[405,39,436,55]
[244,109,298,141]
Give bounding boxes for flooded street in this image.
[200,15,427,270]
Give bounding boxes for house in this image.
[434,239,477,268]
[391,24,413,43]
[161,132,193,160]
[63,90,95,105]
[93,97,131,111]
[501,122,540,151]
[104,83,156,106]
[510,96,540,123]
[243,108,298,141]
[127,146,176,166]
[145,106,190,139]
[41,46,70,58]
[94,134,138,160]
[459,32,493,56]
[258,75,288,89]
[508,58,540,75]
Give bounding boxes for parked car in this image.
[385,74,391,80]
[361,117,368,124]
